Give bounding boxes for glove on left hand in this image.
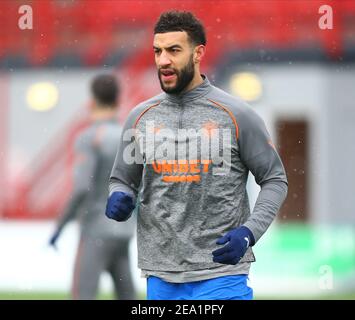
[49,229,61,249]
[212,226,255,265]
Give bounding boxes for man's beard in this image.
[158,55,195,94]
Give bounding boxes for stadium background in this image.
[0,0,355,299]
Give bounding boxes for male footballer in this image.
[49,74,136,300]
[106,11,288,300]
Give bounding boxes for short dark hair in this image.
[154,11,206,46]
[90,74,119,107]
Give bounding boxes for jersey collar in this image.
[165,75,213,104]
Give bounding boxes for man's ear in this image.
[194,45,206,63]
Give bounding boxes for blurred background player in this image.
[48,74,136,300]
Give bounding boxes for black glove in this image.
[49,229,61,249]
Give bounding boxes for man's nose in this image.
[158,51,171,67]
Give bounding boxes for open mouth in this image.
[160,69,176,82]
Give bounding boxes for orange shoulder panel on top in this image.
[133,102,161,129]
[207,99,239,140]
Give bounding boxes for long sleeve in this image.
[237,107,288,243]
[109,107,144,203]
[56,132,97,231]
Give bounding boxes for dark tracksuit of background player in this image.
[54,117,136,300]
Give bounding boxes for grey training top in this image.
[56,117,135,240]
[109,76,288,282]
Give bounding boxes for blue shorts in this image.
[147,274,253,300]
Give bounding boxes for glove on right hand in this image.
[105,191,135,222]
